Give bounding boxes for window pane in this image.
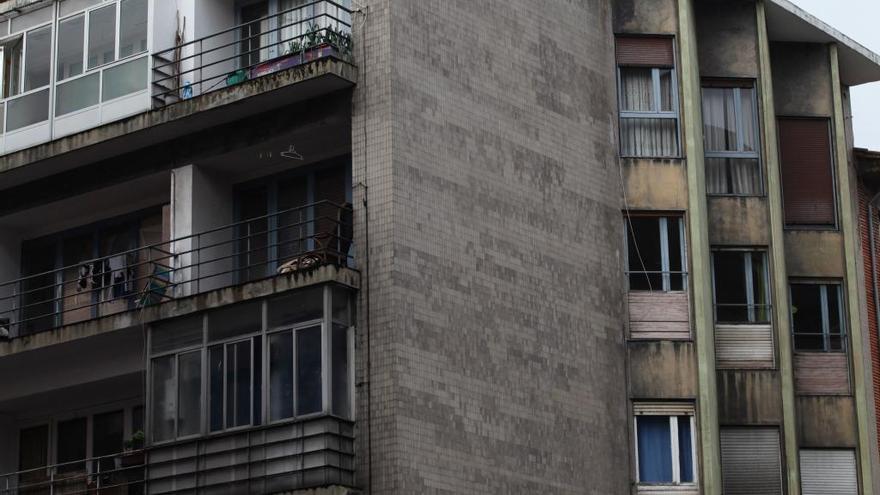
[620,117,679,157]
[791,284,823,350]
[713,252,748,322]
[296,326,323,415]
[57,15,84,80]
[706,158,762,196]
[60,0,103,17]
[151,356,175,442]
[55,72,99,116]
[177,351,202,437]
[92,410,124,473]
[740,88,758,152]
[620,67,655,112]
[23,26,51,92]
[151,315,203,354]
[828,286,844,351]
[750,252,769,323]
[268,286,324,328]
[332,286,352,324]
[19,425,48,472]
[209,345,224,431]
[1,36,23,98]
[88,5,116,69]
[332,324,350,418]
[270,331,294,421]
[627,217,662,291]
[677,417,694,483]
[637,416,673,483]
[667,218,685,291]
[659,69,674,112]
[102,56,148,101]
[56,418,87,474]
[11,6,52,33]
[702,87,737,152]
[207,300,261,342]
[119,0,148,58]
[226,340,252,427]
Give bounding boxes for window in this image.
[625,215,687,292]
[118,0,148,58]
[23,25,51,91]
[800,450,858,495]
[778,118,836,227]
[791,283,845,352]
[616,36,680,158]
[1,35,24,98]
[149,286,354,442]
[634,405,695,487]
[702,81,762,195]
[88,4,117,69]
[56,417,87,475]
[720,427,783,495]
[18,425,48,487]
[57,14,85,80]
[712,250,770,323]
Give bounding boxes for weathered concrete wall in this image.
[797,396,859,448]
[695,0,758,79]
[784,230,845,277]
[708,197,771,245]
[613,0,679,34]
[717,370,783,425]
[771,42,833,117]
[623,159,689,210]
[351,0,630,492]
[630,342,697,398]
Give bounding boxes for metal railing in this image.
[0,449,146,495]
[151,0,353,106]
[0,200,353,338]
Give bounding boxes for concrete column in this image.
[756,3,800,493]
[677,0,721,492]
[830,42,877,495]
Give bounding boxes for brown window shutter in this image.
[616,36,675,67]
[778,118,836,226]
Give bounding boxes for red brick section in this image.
[858,181,880,453]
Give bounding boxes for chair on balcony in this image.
[277,202,352,275]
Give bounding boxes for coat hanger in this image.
[281,145,303,160]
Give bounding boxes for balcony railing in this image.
[0,449,146,495]
[151,0,353,107]
[0,200,353,338]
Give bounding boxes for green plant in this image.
[304,22,321,49]
[287,40,303,54]
[124,430,145,451]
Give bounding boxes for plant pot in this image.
[119,451,145,467]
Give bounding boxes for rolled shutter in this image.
[616,37,675,67]
[715,324,775,368]
[800,450,858,495]
[778,118,836,226]
[720,428,782,495]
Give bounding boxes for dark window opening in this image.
[626,216,687,292]
[712,250,770,323]
[791,283,845,352]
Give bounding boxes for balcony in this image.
[0,200,354,340]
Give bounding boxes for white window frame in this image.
[789,281,846,353]
[625,215,689,293]
[617,65,682,158]
[701,82,764,196]
[711,249,771,324]
[633,404,698,487]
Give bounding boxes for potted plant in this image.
[120,431,146,467]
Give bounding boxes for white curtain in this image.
[703,87,760,195]
[620,68,679,157]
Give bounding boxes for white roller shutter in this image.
[800,450,858,495]
[715,324,775,368]
[720,428,782,495]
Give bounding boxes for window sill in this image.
[636,483,699,493]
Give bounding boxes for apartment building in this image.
[0,0,876,494]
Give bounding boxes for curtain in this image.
[703,87,761,195]
[677,417,694,482]
[620,68,678,157]
[637,416,673,483]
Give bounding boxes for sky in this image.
[787,0,880,150]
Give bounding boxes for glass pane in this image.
[102,56,148,101]
[705,158,762,196]
[620,67,655,112]
[828,286,844,351]
[659,69,674,111]
[55,72,99,116]
[713,251,748,322]
[677,417,694,483]
[60,0,103,17]
[226,340,252,427]
[119,0,148,58]
[23,26,51,91]
[791,284,826,351]
[268,286,324,328]
[92,410,124,473]
[277,178,309,261]
[637,416,673,483]
[177,351,202,437]
[740,88,758,152]
[151,356,175,442]
[10,7,52,34]
[296,326,322,415]
[620,117,679,157]
[667,218,685,291]
[627,217,663,291]
[1,36,24,99]
[209,345,224,431]
[702,87,737,152]
[88,5,116,69]
[207,300,261,342]
[332,286,351,324]
[332,324,350,418]
[7,87,49,131]
[750,252,769,323]
[57,15,84,80]
[56,418,87,474]
[269,331,294,421]
[237,187,269,282]
[19,425,48,472]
